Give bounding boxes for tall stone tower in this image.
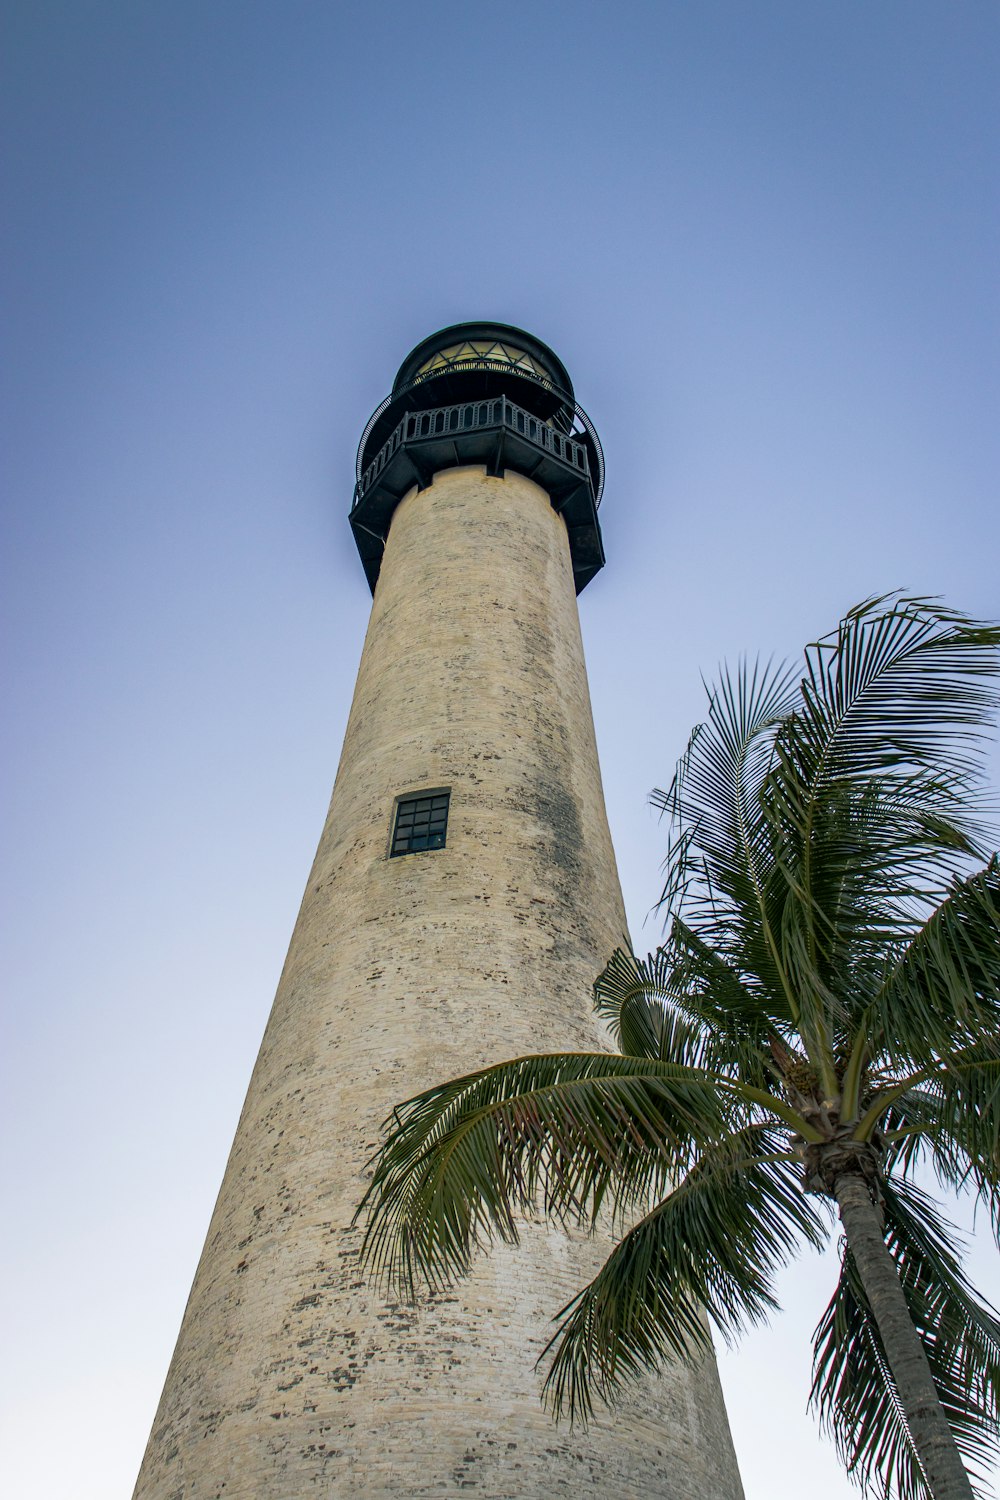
[134,324,744,1498]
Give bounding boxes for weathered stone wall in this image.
[134,466,744,1498]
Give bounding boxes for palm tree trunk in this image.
[834,1171,973,1500]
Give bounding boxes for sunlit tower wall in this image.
[134,324,744,1498]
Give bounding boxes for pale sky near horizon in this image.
[2,4,999,1497]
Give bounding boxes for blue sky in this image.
[2,5,998,1496]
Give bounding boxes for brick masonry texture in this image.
[133,467,745,1498]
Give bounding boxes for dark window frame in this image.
[389,788,451,858]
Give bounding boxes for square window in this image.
[390,790,450,857]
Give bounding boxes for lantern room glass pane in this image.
[412,342,552,387]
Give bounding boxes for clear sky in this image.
[2,4,998,1497]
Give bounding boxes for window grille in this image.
[390,791,450,857]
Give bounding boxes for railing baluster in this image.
[357,394,597,506]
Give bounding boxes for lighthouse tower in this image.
[134,324,744,1498]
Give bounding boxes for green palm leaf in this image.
[357,1051,735,1296]
[879,1047,1000,1244]
[651,657,800,1006]
[908,1052,1000,1229]
[788,595,1000,790]
[542,1126,828,1421]
[593,941,773,1082]
[875,863,1000,1071]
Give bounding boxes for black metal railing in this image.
[354,396,594,509]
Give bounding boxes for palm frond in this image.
[785,777,990,1012]
[861,1036,1000,1197]
[790,595,1000,792]
[909,1051,1000,1232]
[882,1077,1000,1237]
[759,600,999,1060]
[357,1051,736,1297]
[542,1127,829,1421]
[593,941,773,1086]
[812,1178,1000,1499]
[651,657,801,1007]
[652,657,799,893]
[592,945,712,1064]
[874,862,1000,1072]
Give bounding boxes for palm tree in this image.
[358,596,1000,1500]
